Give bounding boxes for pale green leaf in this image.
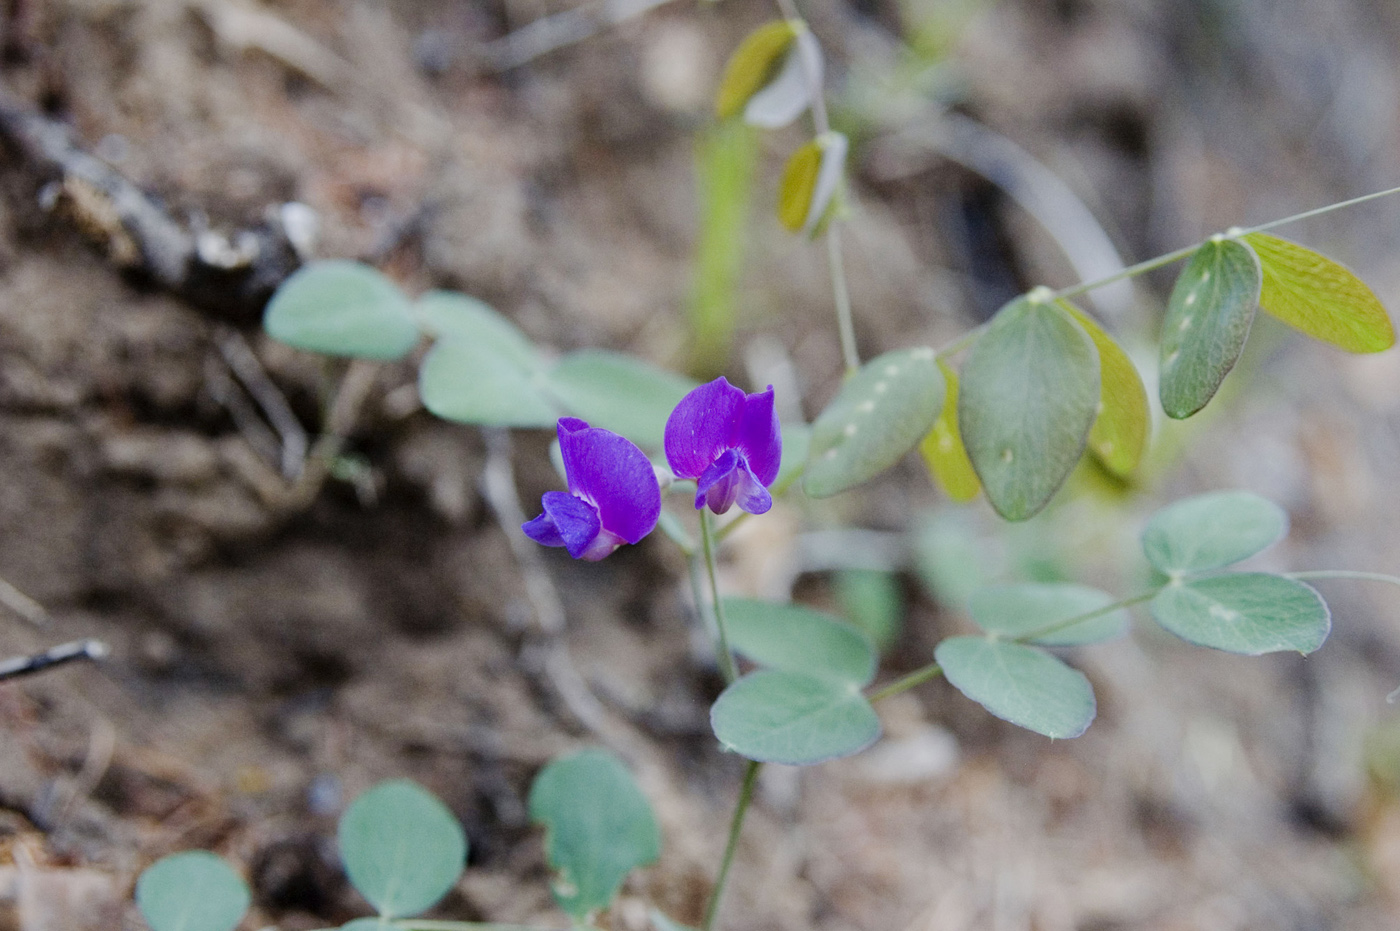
[1159,239,1261,419]
[777,140,821,233]
[413,291,542,370]
[545,351,695,449]
[715,21,797,120]
[836,569,904,652]
[804,347,944,498]
[1141,490,1287,574]
[1243,232,1395,353]
[1149,573,1330,655]
[969,582,1128,646]
[722,597,876,685]
[339,780,467,919]
[919,359,980,502]
[935,637,1096,739]
[419,338,558,428]
[136,852,250,931]
[1057,300,1149,477]
[710,669,881,765]
[264,260,418,360]
[958,297,1100,520]
[528,749,660,920]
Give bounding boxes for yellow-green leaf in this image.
[919,359,980,501]
[1242,232,1395,353]
[1057,300,1148,478]
[715,20,797,121]
[777,140,821,232]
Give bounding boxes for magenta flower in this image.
[665,377,782,515]
[522,418,661,561]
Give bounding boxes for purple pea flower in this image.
[664,377,782,516]
[522,418,661,561]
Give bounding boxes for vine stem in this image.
[702,760,762,931]
[699,509,739,683]
[1288,570,1400,588]
[1010,589,1160,644]
[1051,183,1400,303]
[867,662,943,703]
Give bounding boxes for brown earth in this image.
[3,0,1400,929]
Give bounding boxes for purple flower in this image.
[522,418,661,561]
[664,377,782,515]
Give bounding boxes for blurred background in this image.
[3,0,1400,928]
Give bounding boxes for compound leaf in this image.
[1141,490,1287,574]
[1159,239,1261,419]
[419,338,559,428]
[413,291,542,370]
[723,597,876,685]
[969,582,1128,646]
[919,359,980,502]
[1057,300,1149,477]
[959,297,1100,520]
[136,851,250,931]
[339,780,467,919]
[935,637,1096,739]
[264,260,418,360]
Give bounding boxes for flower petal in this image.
[665,377,746,480]
[696,448,740,513]
[524,491,601,559]
[733,457,774,514]
[556,417,592,496]
[565,428,661,544]
[731,386,781,485]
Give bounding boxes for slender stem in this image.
[934,321,989,360]
[702,760,762,931]
[1049,244,1198,302]
[868,662,943,703]
[1288,570,1400,588]
[1010,589,1159,644]
[699,509,739,683]
[1240,184,1400,236]
[827,223,860,374]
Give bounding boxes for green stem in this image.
[700,509,739,683]
[1240,184,1400,236]
[1010,589,1160,644]
[934,321,989,360]
[1288,570,1400,588]
[828,222,860,375]
[867,663,943,703]
[702,760,762,931]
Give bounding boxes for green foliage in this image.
[935,636,1096,739]
[1243,232,1395,353]
[723,597,876,684]
[264,260,419,361]
[136,851,250,931]
[777,139,822,233]
[419,338,558,429]
[690,122,758,376]
[714,20,798,120]
[545,350,696,449]
[804,347,944,498]
[710,669,881,764]
[528,749,661,920]
[413,291,540,365]
[1150,573,1330,655]
[1141,490,1287,574]
[959,296,1100,520]
[918,359,980,502]
[1057,300,1149,478]
[835,569,905,651]
[969,582,1128,646]
[338,779,467,920]
[1158,238,1262,419]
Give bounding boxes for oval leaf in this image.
[1057,300,1149,477]
[711,669,881,765]
[970,582,1128,646]
[545,351,696,449]
[1149,573,1330,655]
[136,852,251,931]
[1159,239,1261,419]
[413,291,542,370]
[1141,490,1287,575]
[419,338,559,428]
[1242,232,1394,353]
[743,29,822,129]
[715,20,797,120]
[804,347,945,498]
[777,140,821,233]
[958,297,1100,521]
[339,779,467,919]
[919,359,980,502]
[723,597,876,685]
[528,749,661,920]
[935,637,1096,739]
[264,260,418,360]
